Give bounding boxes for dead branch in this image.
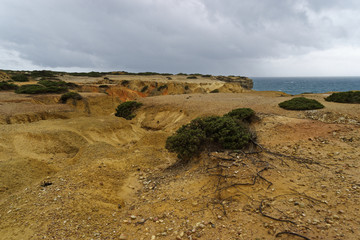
[275,231,311,240]
[259,200,296,225]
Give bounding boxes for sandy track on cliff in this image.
[0,91,359,239]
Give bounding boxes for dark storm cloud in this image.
[0,0,359,75]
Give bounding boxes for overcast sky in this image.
[1,0,360,77]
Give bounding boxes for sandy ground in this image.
[0,90,359,240]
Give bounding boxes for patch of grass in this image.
[59,92,82,103]
[0,81,18,91]
[165,108,254,161]
[11,74,29,82]
[115,101,143,120]
[325,91,360,103]
[279,97,324,110]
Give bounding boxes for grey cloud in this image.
[0,0,359,75]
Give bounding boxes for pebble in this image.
[151,235,156,240]
[119,233,127,240]
[130,215,136,220]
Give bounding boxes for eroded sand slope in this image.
[0,91,359,240]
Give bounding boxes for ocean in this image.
[252,77,360,95]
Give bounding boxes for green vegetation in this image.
[30,70,57,78]
[115,101,143,120]
[141,85,149,92]
[11,74,29,82]
[15,80,69,94]
[59,92,82,103]
[184,85,189,90]
[99,84,109,88]
[165,108,254,161]
[69,71,104,77]
[224,108,255,122]
[121,80,130,86]
[202,74,212,78]
[187,76,197,79]
[15,84,49,94]
[157,84,168,91]
[0,81,18,91]
[278,97,324,110]
[325,91,360,104]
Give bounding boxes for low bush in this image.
[141,85,149,92]
[157,84,168,91]
[59,92,82,103]
[165,108,254,161]
[324,91,360,103]
[278,97,324,110]
[187,76,197,79]
[0,81,18,90]
[11,74,29,82]
[224,108,255,122]
[15,84,49,94]
[121,80,130,86]
[99,84,109,88]
[15,80,69,94]
[30,70,56,78]
[115,101,143,120]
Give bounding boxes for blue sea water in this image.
[252,77,360,95]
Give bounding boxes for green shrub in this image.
[210,89,220,93]
[115,101,143,120]
[66,82,79,89]
[15,82,68,94]
[121,80,130,86]
[325,91,360,103]
[0,81,18,90]
[224,108,255,122]
[187,76,197,79]
[165,108,254,161]
[38,80,68,93]
[15,84,49,94]
[59,92,82,103]
[69,72,104,77]
[202,74,212,78]
[141,85,149,92]
[30,70,56,78]
[184,85,189,90]
[11,74,29,82]
[157,84,168,91]
[38,79,67,88]
[279,97,324,110]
